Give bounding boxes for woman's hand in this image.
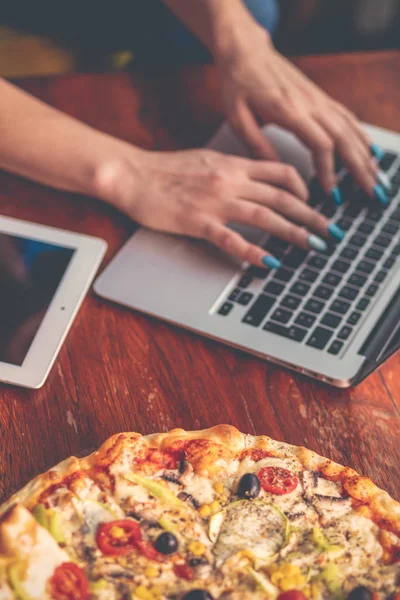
[215,26,385,205]
[99,148,344,267]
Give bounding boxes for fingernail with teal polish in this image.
[263,256,281,269]
[308,235,328,253]
[328,223,345,242]
[374,184,389,206]
[371,143,385,160]
[331,186,343,206]
[377,170,392,191]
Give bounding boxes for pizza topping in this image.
[124,474,186,509]
[347,587,373,600]
[96,520,141,555]
[277,591,307,600]
[49,563,89,600]
[173,562,194,580]
[8,562,34,600]
[181,590,213,600]
[237,473,261,499]
[154,532,178,555]
[258,467,299,495]
[31,504,65,544]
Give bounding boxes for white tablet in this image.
[0,216,107,389]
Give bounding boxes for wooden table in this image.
[1,51,400,506]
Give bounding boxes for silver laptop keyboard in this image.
[216,151,400,357]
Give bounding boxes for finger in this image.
[201,219,279,267]
[237,183,332,239]
[229,200,326,251]
[315,113,377,197]
[276,110,337,196]
[229,100,280,161]
[246,161,309,201]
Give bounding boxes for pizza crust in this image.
[2,424,400,537]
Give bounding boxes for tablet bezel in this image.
[0,216,107,389]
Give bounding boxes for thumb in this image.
[229,100,279,161]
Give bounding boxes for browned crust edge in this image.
[1,425,400,534]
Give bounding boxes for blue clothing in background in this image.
[135,0,279,64]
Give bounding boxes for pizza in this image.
[1,425,400,600]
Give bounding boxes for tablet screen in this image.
[0,234,75,366]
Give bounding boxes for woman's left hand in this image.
[215,25,380,203]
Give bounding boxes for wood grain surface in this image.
[1,51,399,506]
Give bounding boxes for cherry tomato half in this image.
[50,563,89,600]
[258,466,299,495]
[96,520,141,556]
[278,591,307,600]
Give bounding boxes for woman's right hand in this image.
[98,147,344,268]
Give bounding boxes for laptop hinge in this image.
[359,285,400,361]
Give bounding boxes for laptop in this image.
[94,122,400,388]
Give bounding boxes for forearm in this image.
[0,79,143,202]
[161,0,267,58]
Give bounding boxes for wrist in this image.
[91,140,149,215]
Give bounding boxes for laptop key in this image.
[336,217,352,231]
[338,326,352,340]
[380,152,397,171]
[328,340,344,355]
[374,234,391,248]
[357,297,370,311]
[218,302,234,316]
[337,217,353,231]
[358,222,375,235]
[339,286,359,301]
[366,284,378,297]
[392,244,400,256]
[271,308,292,324]
[273,268,294,283]
[322,272,342,287]
[332,260,350,274]
[263,321,307,342]
[306,327,333,349]
[382,222,399,235]
[237,292,253,306]
[282,249,308,269]
[391,209,400,223]
[347,311,362,326]
[299,268,319,283]
[290,281,311,296]
[228,288,241,301]
[264,281,285,296]
[314,285,333,300]
[349,234,366,247]
[281,295,301,310]
[238,274,252,288]
[365,248,383,261]
[304,299,324,314]
[374,270,387,283]
[242,294,275,327]
[308,256,328,270]
[246,266,269,279]
[383,257,395,269]
[340,247,358,261]
[357,260,375,274]
[330,299,351,314]
[295,312,316,328]
[348,273,367,287]
[321,313,342,328]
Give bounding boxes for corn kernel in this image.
[198,504,211,518]
[144,566,159,578]
[135,586,153,600]
[209,500,220,514]
[270,563,305,591]
[109,526,124,539]
[188,541,206,556]
[213,482,224,495]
